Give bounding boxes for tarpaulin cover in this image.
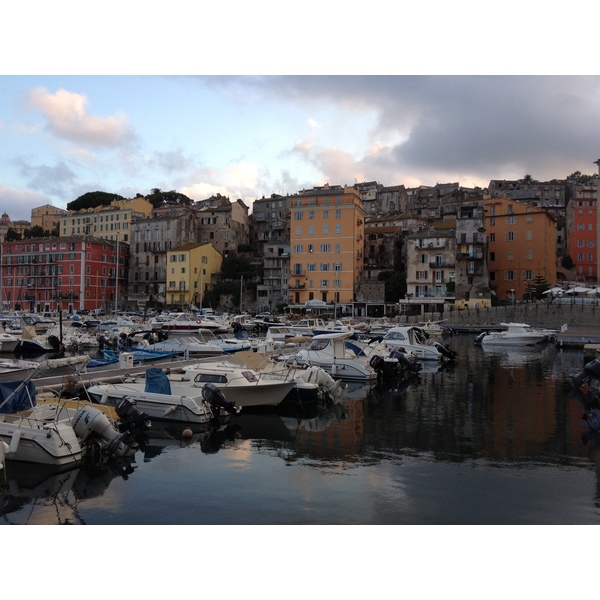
[0,380,37,413]
[144,367,172,395]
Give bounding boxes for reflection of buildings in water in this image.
[0,459,134,524]
[581,430,600,508]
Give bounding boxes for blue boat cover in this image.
[0,380,37,413]
[144,367,172,395]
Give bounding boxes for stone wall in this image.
[403,301,600,329]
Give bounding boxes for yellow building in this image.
[59,197,153,243]
[289,184,365,305]
[485,197,557,302]
[31,204,68,232]
[166,243,222,308]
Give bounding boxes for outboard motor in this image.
[568,359,600,389]
[47,335,62,352]
[432,341,458,361]
[389,349,422,373]
[202,383,241,415]
[72,405,138,458]
[582,408,600,431]
[115,396,152,433]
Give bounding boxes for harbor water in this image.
[2,334,599,526]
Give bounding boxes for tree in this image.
[67,191,125,211]
[525,274,551,300]
[22,225,46,239]
[561,254,575,269]
[378,270,406,303]
[145,188,193,209]
[4,228,21,241]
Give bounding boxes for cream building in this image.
[59,197,153,243]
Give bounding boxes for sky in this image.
[2,5,600,226]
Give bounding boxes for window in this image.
[506,232,516,241]
[526,250,533,260]
[296,226,302,236]
[323,210,329,219]
[335,225,341,234]
[321,263,330,271]
[335,209,341,219]
[526,230,532,240]
[293,245,303,253]
[309,226,314,235]
[504,271,515,281]
[417,271,428,280]
[323,225,329,234]
[320,244,331,252]
[307,263,316,272]
[507,251,514,260]
[309,211,315,219]
[320,280,328,287]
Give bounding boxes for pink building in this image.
[0,236,128,314]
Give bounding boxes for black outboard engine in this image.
[115,396,152,433]
[432,341,458,361]
[202,383,241,415]
[47,335,62,352]
[568,359,600,389]
[389,349,422,373]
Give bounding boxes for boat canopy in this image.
[144,367,172,395]
[0,380,37,413]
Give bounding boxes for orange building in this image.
[485,197,557,302]
[289,185,365,305]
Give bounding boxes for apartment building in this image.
[485,197,557,302]
[255,242,290,312]
[250,194,291,253]
[566,184,597,282]
[31,204,68,233]
[195,194,249,259]
[402,224,456,315]
[0,236,128,314]
[166,243,222,309]
[59,197,153,243]
[289,184,365,305]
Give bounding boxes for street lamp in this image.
[510,288,515,305]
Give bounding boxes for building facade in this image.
[485,197,557,302]
[31,204,69,233]
[289,185,365,305]
[0,236,128,314]
[166,243,222,309]
[59,197,153,243]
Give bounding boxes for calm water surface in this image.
[2,334,600,525]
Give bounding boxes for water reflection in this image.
[2,335,600,524]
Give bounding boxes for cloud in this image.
[12,157,77,197]
[226,75,600,184]
[0,185,50,221]
[25,87,134,149]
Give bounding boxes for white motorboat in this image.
[286,318,326,337]
[0,332,20,353]
[380,326,457,362]
[476,322,553,347]
[150,360,297,409]
[135,334,225,358]
[85,368,241,425]
[225,350,348,405]
[197,328,253,353]
[153,312,222,333]
[0,368,137,469]
[283,331,379,381]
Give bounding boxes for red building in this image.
[567,194,597,283]
[0,236,129,314]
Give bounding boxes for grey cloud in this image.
[229,75,600,183]
[13,158,78,197]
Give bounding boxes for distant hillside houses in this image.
[1,168,598,315]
